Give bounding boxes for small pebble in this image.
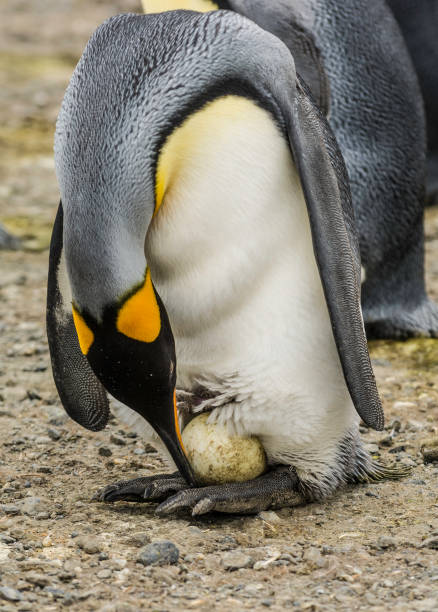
[244,583,265,594]
[221,551,253,571]
[258,511,282,524]
[25,573,50,587]
[26,389,41,400]
[44,586,67,600]
[100,603,136,612]
[406,420,423,432]
[187,526,203,536]
[44,406,68,426]
[98,446,112,457]
[110,434,126,446]
[33,464,52,474]
[379,435,394,447]
[364,443,379,454]
[47,428,61,441]
[422,447,438,464]
[18,497,47,517]
[303,547,327,568]
[109,558,127,570]
[0,586,23,602]
[375,536,397,550]
[58,572,76,583]
[127,532,151,547]
[393,401,416,411]
[137,541,179,566]
[97,569,112,579]
[421,537,438,550]
[410,479,426,485]
[0,505,20,515]
[42,535,52,547]
[75,536,101,554]
[389,444,410,454]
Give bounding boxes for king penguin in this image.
[143,0,438,340]
[48,9,400,515]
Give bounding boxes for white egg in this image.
[181,412,267,485]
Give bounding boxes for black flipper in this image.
[226,0,330,114]
[282,78,384,431]
[46,202,110,431]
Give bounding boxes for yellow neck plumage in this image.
[142,0,219,13]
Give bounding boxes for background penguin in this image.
[47,10,401,515]
[386,0,438,206]
[143,0,438,340]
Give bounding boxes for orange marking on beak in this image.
[174,389,187,455]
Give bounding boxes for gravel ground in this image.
[1,2,438,610]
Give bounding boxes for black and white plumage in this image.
[48,10,401,515]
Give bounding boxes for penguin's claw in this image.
[142,475,188,501]
[95,473,185,503]
[155,468,305,516]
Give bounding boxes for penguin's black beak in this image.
[152,391,196,486]
[87,334,195,485]
[85,327,197,486]
[71,279,197,487]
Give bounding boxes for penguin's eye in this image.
[72,305,94,355]
[116,268,161,343]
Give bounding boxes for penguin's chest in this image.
[145,96,335,390]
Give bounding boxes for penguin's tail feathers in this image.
[352,459,412,484]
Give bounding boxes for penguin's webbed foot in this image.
[96,468,305,515]
[155,467,305,516]
[95,472,187,503]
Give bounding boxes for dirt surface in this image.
[1,2,438,611]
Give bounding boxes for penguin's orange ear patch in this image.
[116,269,161,343]
[72,306,94,355]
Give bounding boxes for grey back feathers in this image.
[227,0,330,113]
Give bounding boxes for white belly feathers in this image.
[117,95,357,477]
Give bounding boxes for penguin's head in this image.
[70,269,195,485]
